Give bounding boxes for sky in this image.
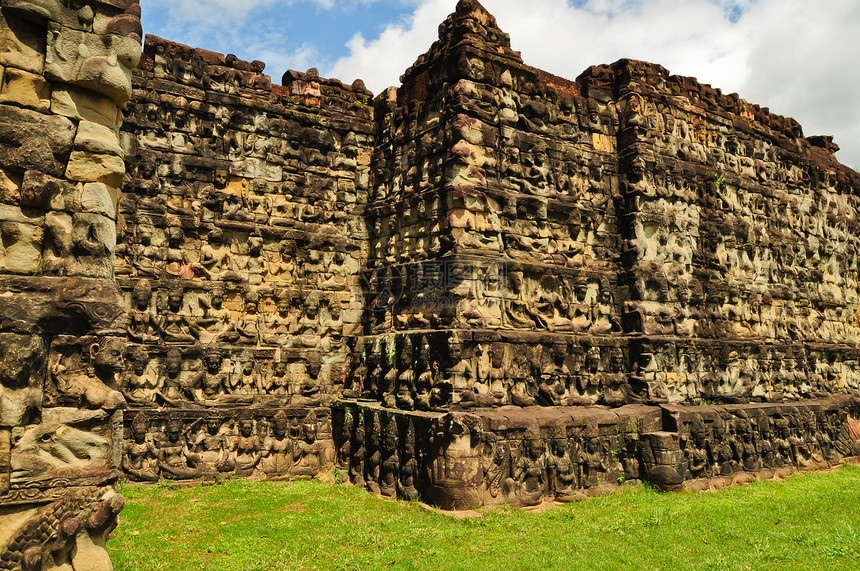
[139,0,860,170]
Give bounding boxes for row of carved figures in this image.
[678,410,860,480]
[127,281,351,348]
[347,336,860,410]
[123,348,328,407]
[346,342,635,409]
[118,226,357,287]
[335,409,638,507]
[335,407,860,507]
[123,412,327,481]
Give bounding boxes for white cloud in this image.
[326,0,860,169]
[139,0,338,79]
[328,0,452,86]
[141,0,280,34]
[142,0,378,25]
[736,0,860,168]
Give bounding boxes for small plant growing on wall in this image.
[31,256,47,276]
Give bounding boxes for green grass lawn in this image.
[110,464,860,571]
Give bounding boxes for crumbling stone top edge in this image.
[142,35,373,98]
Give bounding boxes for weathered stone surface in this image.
[80,182,118,218]
[2,0,66,25]
[51,83,119,128]
[1,0,858,535]
[332,0,860,507]
[111,0,860,502]
[10,408,114,482]
[0,333,46,427]
[0,169,22,205]
[0,10,44,74]
[0,276,126,336]
[0,429,9,495]
[20,169,75,211]
[0,66,51,110]
[65,120,125,188]
[0,104,74,177]
[65,150,125,187]
[0,204,44,274]
[74,120,123,157]
[113,31,374,485]
[0,0,139,567]
[45,24,140,106]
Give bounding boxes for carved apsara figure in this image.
[194,416,236,479]
[157,418,203,480]
[123,414,159,482]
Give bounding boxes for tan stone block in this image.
[665,372,687,385]
[73,120,123,158]
[0,66,51,111]
[72,529,115,571]
[105,183,121,210]
[43,210,72,272]
[80,182,117,219]
[51,83,119,128]
[45,23,140,106]
[0,11,45,74]
[65,151,125,188]
[0,428,9,495]
[0,104,75,177]
[68,212,116,278]
[226,177,250,197]
[0,203,43,225]
[592,132,616,153]
[0,169,23,205]
[21,170,77,211]
[0,206,44,274]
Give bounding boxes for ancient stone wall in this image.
[352,1,860,413]
[336,0,860,508]
[0,0,141,568]
[115,36,374,482]
[4,0,860,528]
[354,0,628,413]
[609,58,860,404]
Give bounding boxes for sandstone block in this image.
[51,83,119,128]
[2,0,65,25]
[69,211,116,278]
[0,169,23,205]
[0,66,51,110]
[45,23,140,106]
[0,10,45,74]
[65,150,126,188]
[74,120,123,158]
[0,104,75,177]
[10,408,114,482]
[0,428,9,495]
[21,170,77,211]
[0,333,46,427]
[80,182,118,219]
[43,209,73,273]
[0,202,43,224]
[592,132,615,153]
[0,205,44,274]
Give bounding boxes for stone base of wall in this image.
[334,395,860,509]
